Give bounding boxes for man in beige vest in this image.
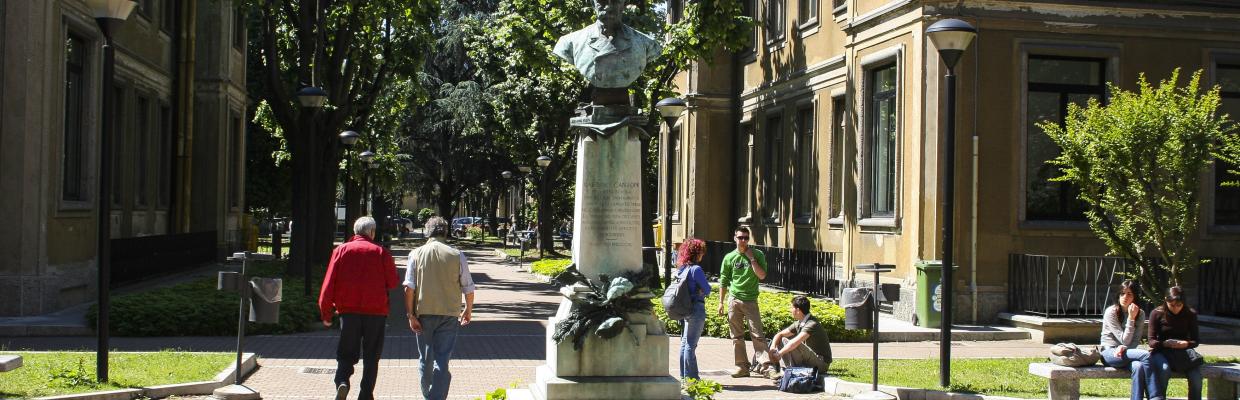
[404,217,476,400]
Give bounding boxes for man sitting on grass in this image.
[766,295,833,378]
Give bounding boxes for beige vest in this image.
[412,239,463,317]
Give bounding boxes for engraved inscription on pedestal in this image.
[571,130,643,281]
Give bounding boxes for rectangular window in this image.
[744,0,757,54]
[799,0,817,25]
[230,115,243,209]
[1215,64,1240,225]
[829,96,845,221]
[233,6,245,49]
[161,0,175,33]
[765,114,783,222]
[738,123,755,221]
[1025,55,1105,221]
[833,0,846,12]
[63,34,88,202]
[135,96,150,207]
[765,0,785,44]
[669,0,684,23]
[794,105,815,222]
[867,64,897,217]
[159,105,172,207]
[669,127,681,219]
[112,87,125,207]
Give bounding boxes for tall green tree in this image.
[247,0,436,274]
[1040,69,1240,303]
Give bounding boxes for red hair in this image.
[676,237,706,266]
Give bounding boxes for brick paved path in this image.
[6,247,1240,399]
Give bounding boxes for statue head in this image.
[594,0,625,31]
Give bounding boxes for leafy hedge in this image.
[650,285,869,343]
[86,261,321,336]
[530,258,572,277]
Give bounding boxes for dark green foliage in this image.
[550,265,655,350]
[86,261,320,336]
[650,285,869,343]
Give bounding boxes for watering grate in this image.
[299,367,336,375]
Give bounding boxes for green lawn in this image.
[0,351,233,398]
[829,357,1239,398]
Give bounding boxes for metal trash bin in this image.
[842,287,873,330]
[248,278,282,324]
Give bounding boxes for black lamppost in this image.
[88,0,136,384]
[926,18,977,388]
[655,98,686,286]
[359,150,376,215]
[502,170,515,246]
[294,87,326,296]
[339,130,360,237]
[535,155,551,256]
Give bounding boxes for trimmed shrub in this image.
[651,285,869,342]
[86,261,321,336]
[530,258,572,277]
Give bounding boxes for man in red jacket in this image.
[319,216,398,400]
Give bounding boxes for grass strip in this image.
[0,350,232,398]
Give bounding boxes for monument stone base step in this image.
[529,365,681,400]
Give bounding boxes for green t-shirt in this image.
[719,248,767,301]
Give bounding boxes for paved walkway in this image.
[5,247,1240,399]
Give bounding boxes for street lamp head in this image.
[518,165,532,173]
[536,155,552,168]
[339,130,360,147]
[359,150,376,164]
[297,86,328,108]
[86,0,137,20]
[926,19,977,70]
[502,170,514,179]
[655,97,686,127]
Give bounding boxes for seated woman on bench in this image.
[1148,286,1203,400]
[1100,280,1153,400]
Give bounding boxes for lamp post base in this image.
[212,384,260,400]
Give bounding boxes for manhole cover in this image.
[299,367,336,375]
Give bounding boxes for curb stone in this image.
[822,377,1026,400]
[32,353,258,400]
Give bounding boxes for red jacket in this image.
[318,235,398,322]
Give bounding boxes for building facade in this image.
[0,0,248,316]
[665,0,1240,324]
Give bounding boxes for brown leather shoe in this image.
[730,366,750,378]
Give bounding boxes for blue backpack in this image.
[778,367,819,393]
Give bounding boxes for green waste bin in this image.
[915,260,957,328]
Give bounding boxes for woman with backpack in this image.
[674,237,712,381]
[1099,280,1153,400]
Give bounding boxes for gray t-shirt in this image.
[1100,304,1145,349]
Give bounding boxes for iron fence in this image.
[111,231,217,286]
[1199,257,1240,317]
[701,241,839,298]
[1007,254,1129,317]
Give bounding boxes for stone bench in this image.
[0,355,21,372]
[1029,362,1240,400]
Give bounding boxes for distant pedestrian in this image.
[718,226,769,378]
[767,296,832,375]
[674,237,711,380]
[405,216,476,400]
[319,217,399,400]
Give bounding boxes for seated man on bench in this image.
[767,295,833,377]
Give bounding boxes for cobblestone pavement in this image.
[6,247,1240,399]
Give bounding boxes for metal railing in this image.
[1007,254,1129,317]
[702,241,839,298]
[111,231,217,286]
[1199,257,1240,317]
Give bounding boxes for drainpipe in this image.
[971,136,978,325]
[177,0,198,232]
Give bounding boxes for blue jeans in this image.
[679,306,707,380]
[416,315,461,400]
[1149,350,1203,400]
[1101,346,1153,400]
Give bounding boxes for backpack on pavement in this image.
[777,367,819,393]
[661,267,694,320]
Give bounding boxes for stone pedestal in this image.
[527,108,679,400]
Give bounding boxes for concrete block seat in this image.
[1028,362,1240,400]
[0,355,21,372]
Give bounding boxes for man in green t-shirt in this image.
[768,295,832,374]
[718,226,769,378]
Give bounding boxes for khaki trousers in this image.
[727,296,768,368]
[783,343,829,370]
